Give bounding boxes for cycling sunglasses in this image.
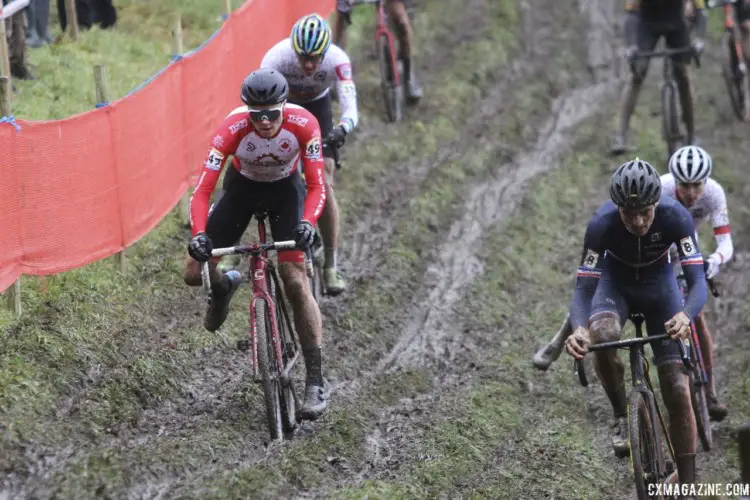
[249,107,283,122]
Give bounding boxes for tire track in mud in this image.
[299,0,623,494]
[377,0,619,373]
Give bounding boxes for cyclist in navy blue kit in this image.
[565,158,707,492]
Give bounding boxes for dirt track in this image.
[2,0,750,498]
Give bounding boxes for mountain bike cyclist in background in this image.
[258,13,359,296]
[534,146,731,423]
[184,69,329,420]
[565,159,706,488]
[333,0,423,103]
[663,145,732,421]
[610,0,707,154]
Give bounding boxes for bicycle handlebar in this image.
[707,0,738,8]
[634,47,701,68]
[574,333,692,387]
[323,136,343,170]
[199,240,313,294]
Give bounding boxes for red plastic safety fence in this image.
[0,0,333,292]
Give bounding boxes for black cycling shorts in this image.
[208,166,304,261]
[588,269,685,367]
[291,93,335,159]
[637,18,692,65]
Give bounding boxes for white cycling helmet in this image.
[668,145,712,183]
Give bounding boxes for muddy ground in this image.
[1,0,749,498]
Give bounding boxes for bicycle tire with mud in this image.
[254,300,283,440]
[377,35,403,122]
[629,391,665,500]
[690,369,713,451]
[661,82,681,158]
[721,33,750,122]
[273,278,298,434]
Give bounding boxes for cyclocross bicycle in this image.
[708,0,750,121]
[575,313,692,499]
[632,47,700,159]
[677,269,721,451]
[351,0,404,122]
[200,212,313,440]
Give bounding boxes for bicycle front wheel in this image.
[377,35,403,122]
[629,391,665,500]
[254,300,283,441]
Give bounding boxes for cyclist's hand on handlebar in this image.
[705,254,721,279]
[625,45,638,65]
[665,311,692,340]
[566,326,591,360]
[325,125,347,150]
[692,37,706,56]
[188,232,213,262]
[294,220,316,251]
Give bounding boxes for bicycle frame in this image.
[357,0,402,86]
[575,314,693,476]
[248,215,287,381]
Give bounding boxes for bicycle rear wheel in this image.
[661,82,681,158]
[311,233,325,303]
[377,35,403,122]
[272,278,298,434]
[689,338,712,451]
[629,391,666,500]
[254,300,283,441]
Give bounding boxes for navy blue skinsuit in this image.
[569,195,707,365]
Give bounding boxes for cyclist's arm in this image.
[710,187,734,265]
[334,56,358,133]
[188,114,245,236]
[672,211,708,320]
[297,120,327,225]
[569,221,605,330]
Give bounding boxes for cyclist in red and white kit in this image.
[257,13,359,296]
[533,146,732,422]
[184,69,328,419]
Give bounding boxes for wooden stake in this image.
[224,0,232,18]
[172,14,191,225]
[63,0,79,41]
[0,17,10,77]
[92,64,125,273]
[1,75,21,315]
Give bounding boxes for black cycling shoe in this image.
[204,270,242,332]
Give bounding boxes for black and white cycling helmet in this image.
[610,157,662,209]
[668,145,712,183]
[240,68,289,106]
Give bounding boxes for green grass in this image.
[5,0,750,498]
[12,0,233,119]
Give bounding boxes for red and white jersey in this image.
[189,104,326,236]
[261,39,359,133]
[661,173,734,264]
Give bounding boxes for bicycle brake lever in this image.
[200,261,211,296]
[678,338,693,371]
[304,249,314,279]
[574,359,589,387]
